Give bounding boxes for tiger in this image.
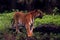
[12,10,44,37]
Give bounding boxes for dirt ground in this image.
[0,24,60,40]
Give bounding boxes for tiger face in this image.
[12,10,44,37]
[36,10,44,18]
[30,10,44,19]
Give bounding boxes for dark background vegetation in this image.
[0,0,60,40]
[0,0,60,13]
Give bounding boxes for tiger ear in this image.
[32,9,37,13]
[37,10,40,12]
[34,9,37,12]
[30,9,37,14]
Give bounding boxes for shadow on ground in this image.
[0,24,60,40]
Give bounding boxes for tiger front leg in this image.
[16,25,20,33]
[15,21,20,34]
[25,24,33,37]
[30,23,34,32]
[30,24,34,35]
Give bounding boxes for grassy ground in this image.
[0,12,60,30]
[0,12,60,40]
[35,14,60,26]
[0,12,14,30]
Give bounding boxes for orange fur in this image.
[12,10,43,37]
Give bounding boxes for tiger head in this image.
[36,10,44,18]
[31,9,44,19]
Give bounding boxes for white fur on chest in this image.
[29,18,34,26]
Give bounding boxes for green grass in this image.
[34,15,60,26]
[0,12,14,30]
[0,12,60,30]
[0,12,60,40]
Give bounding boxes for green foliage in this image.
[0,12,60,30]
[53,7,59,16]
[0,12,60,40]
[34,15,60,26]
[0,12,14,30]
